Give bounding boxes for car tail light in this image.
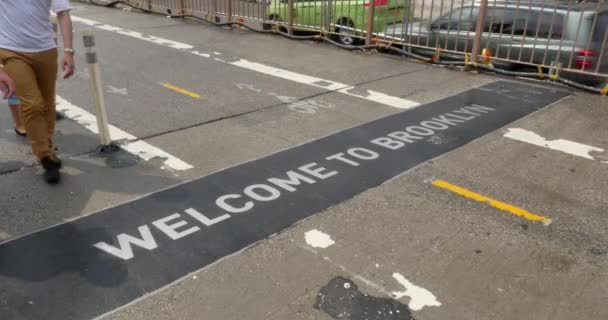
[576,49,594,69]
[364,0,388,7]
[576,60,593,68]
[576,49,594,57]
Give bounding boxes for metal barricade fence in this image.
[378,0,608,83]
[126,0,185,15]
[122,0,608,86]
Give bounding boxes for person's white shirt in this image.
[0,0,72,53]
[53,0,72,13]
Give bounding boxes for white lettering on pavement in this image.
[94,104,494,260]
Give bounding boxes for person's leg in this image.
[9,103,26,135]
[0,49,59,183]
[31,48,59,159]
[0,50,51,159]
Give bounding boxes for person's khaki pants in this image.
[0,48,58,161]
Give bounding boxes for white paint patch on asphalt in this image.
[302,243,442,310]
[106,86,128,95]
[238,83,335,114]
[338,86,420,109]
[232,60,420,109]
[504,128,605,161]
[235,83,262,92]
[70,15,419,110]
[299,244,392,296]
[305,230,335,248]
[391,273,441,311]
[72,16,193,50]
[56,96,193,171]
[230,59,346,91]
[190,50,211,58]
[321,256,393,296]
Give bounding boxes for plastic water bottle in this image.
[8,94,19,105]
[0,95,19,112]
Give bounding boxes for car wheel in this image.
[264,15,286,32]
[336,19,359,46]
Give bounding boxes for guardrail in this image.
[379,0,608,83]
[106,0,608,92]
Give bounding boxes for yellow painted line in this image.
[432,179,551,225]
[160,83,201,99]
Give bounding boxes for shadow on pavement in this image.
[0,224,128,287]
[0,143,181,254]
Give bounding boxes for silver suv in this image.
[388,0,608,84]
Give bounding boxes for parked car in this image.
[385,0,608,85]
[266,0,408,45]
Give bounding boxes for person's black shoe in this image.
[43,168,60,184]
[41,156,61,184]
[55,111,65,121]
[50,157,62,169]
[42,155,62,169]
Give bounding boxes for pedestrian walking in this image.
[5,0,71,138]
[0,0,75,184]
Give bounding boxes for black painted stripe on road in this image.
[0,81,568,320]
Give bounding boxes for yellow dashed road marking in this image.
[161,83,201,99]
[432,179,551,225]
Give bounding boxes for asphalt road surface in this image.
[0,3,607,320]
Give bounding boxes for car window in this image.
[485,7,564,39]
[432,7,479,31]
[535,12,565,39]
[592,11,608,42]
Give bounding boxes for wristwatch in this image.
[64,48,75,54]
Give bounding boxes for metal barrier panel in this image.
[264,0,326,33]
[231,0,269,22]
[125,0,185,15]
[263,0,412,41]
[379,0,608,81]
[478,0,608,79]
[182,0,216,20]
[123,0,607,84]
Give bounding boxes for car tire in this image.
[264,15,286,33]
[335,19,360,46]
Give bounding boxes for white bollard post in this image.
[82,29,112,146]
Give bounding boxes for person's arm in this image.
[0,69,15,98]
[57,10,75,79]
